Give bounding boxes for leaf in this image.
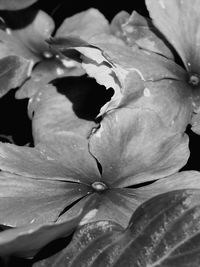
[89,108,189,187]
[0,55,31,97]
[34,189,200,267]
[55,8,109,41]
[145,0,200,73]
[111,10,174,59]
[0,0,38,10]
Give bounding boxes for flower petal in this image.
[125,77,193,133]
[0,29,34,61]
[16,57,84,99]
[80,190,147,228]
[136,170,200,197]
[89,108,189,187]
[111,10,174,59]
[49,36,186,118]
[56,8,109,41]
[58,189,143,229]
[0,0,38,10]
[0,171,91,227]
[0,137,100,183]
[146,0,200,72]
[28,83,98,144]
[0,200,93,257]
[0,55,30,97]
[13,10,55,59]
[46,189,200,267]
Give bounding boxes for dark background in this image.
[0,0,198,265]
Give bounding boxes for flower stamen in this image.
[91,181,108,192]
[189,73,200,87]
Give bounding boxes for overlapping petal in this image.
[13,10,55,61]
[56,8,109,42]
[146,0,200,73]
[0,200,93,257]
[16,57,84,99]
[0,0,38,10]
[111,10,174,59]
[0,55,30,97]
[49,36,192,133]
[0,171,91,227]
[89,108,189,187]
[0,133,100,183]
[28,84,98,144]
[0,9,56,97]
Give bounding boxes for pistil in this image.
[91,181,108,192]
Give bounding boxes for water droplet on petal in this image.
[61,59,76,68]
[143,88,151,97]
[56,68,64,75]
[43,51,53,58]
[6,28,12,35]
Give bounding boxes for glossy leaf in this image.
[111,10,174,59]
[34,189,200,267]
[0,0,38,10]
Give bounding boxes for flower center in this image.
[91,181,108,192]
[189,73,200,86]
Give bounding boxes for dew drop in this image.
[143,88,151,97]
[61,59,76,68]
[6,28,12,35]
[43,51,53,58]
[56,68,64,75]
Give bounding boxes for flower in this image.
[145,0,200,134]
[0,9,55,97]
[0,81,196,258]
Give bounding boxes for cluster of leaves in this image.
[0,0,200,266]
